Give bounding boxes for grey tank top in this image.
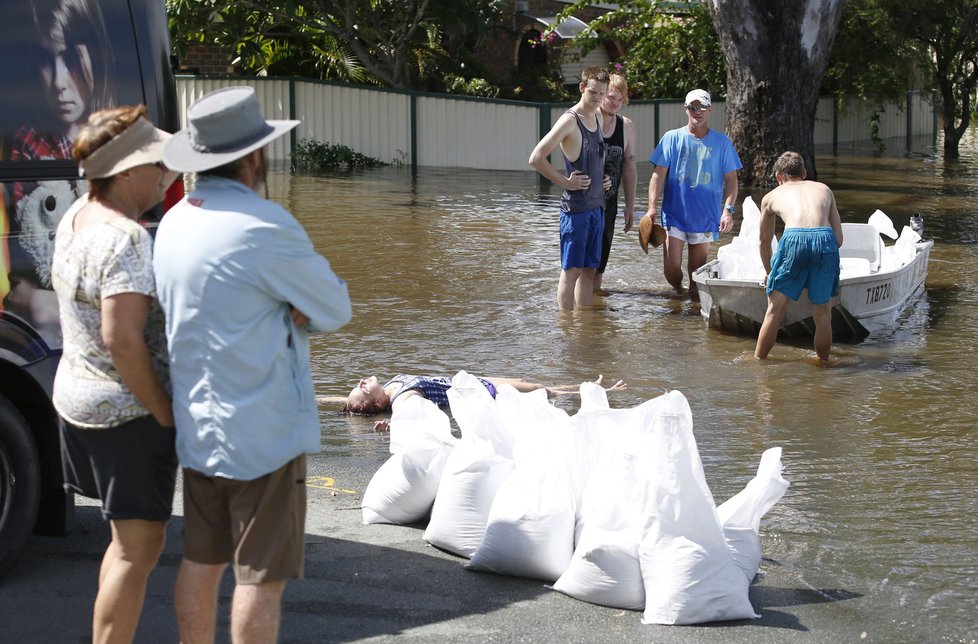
[559,110,606,214]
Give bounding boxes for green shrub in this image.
[293,138,386,171]
[443,74,500,98]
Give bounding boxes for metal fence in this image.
[176,76,937,172]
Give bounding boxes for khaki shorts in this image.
[182,455,307,584]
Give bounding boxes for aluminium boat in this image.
[691,206,933,341]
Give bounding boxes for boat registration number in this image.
[865,282,891,305]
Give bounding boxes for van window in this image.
[0,0,157,349]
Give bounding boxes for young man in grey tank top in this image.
[529,66,610,310]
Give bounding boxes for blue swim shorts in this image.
[560,206,604,270]
[767,227,840,304]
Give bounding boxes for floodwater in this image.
[271,132,977,639]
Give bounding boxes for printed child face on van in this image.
[30,0,115,139]
[37,30,92,138]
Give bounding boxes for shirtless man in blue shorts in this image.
[755,151,844,362]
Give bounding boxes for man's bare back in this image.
[758,153,843,265]
[761,179,840,229]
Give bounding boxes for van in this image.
[0,0,182,577]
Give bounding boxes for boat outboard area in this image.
[692,197,934,340]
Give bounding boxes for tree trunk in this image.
[939,73,976,161]
[705,0,846,189]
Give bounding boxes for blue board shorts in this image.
[767,227,840,304]
[560,206,604,270]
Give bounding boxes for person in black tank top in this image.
[595,73,638,292]
[529,66,611,310]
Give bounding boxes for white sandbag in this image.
[563,388,654,527]
[868,209,899,239]
[493,382,569,439]
[640,391,759,625]
[448,370,517,460]
[361,397,457,525]
[553,392,683,610]
[553,446,648,610]
[893,225,922,265]
[563,407,620,530]
[552,528,645,610]
[738,195,762,239]
[388,395,456,454]
[578,380,609,412]
[361,448,451,525]
[716,447,790,583]
[423,437,514,558]
[467,400,576,581]
[465,463,576,581]
[565,392,672,544]
[717,196,778,280]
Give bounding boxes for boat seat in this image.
[839,223,883,273]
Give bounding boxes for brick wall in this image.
[177,44,233,76]
[479,26,520,86]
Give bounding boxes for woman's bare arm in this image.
[547,374,627,397]
[102,293,174,427]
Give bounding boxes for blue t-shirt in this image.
[650,127,742,233]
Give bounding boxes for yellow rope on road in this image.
[306,475,357,494]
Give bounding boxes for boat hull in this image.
[691,240,933,340]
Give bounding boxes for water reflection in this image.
[275,130,978,637]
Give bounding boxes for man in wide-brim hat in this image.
[153,86,352,643]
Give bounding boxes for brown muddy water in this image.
[268,132,977,639]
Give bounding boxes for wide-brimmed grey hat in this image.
[163,86,299,173]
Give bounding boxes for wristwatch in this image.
[724,204,735,214]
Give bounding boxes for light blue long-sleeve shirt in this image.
[153,177,351,480]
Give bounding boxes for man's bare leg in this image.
[662,237,686,291]
[574,268,596,307]
[175,559,227,644]
[755,291,790,359]
[812,302,833,362]
[557,268,581,310]
[230,580,287,644]
[686,242,709,297]
[592,271,604,292]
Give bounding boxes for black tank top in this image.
[559,110,606,214]
[603,114,625,213]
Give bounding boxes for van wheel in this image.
[0,395,41,578]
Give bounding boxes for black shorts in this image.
[60,414,178,522]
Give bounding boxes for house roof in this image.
[527,14,593,39]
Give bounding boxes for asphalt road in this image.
[0,452,937,643]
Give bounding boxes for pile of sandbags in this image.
[716,196,778,281]
[361,371,789,625]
